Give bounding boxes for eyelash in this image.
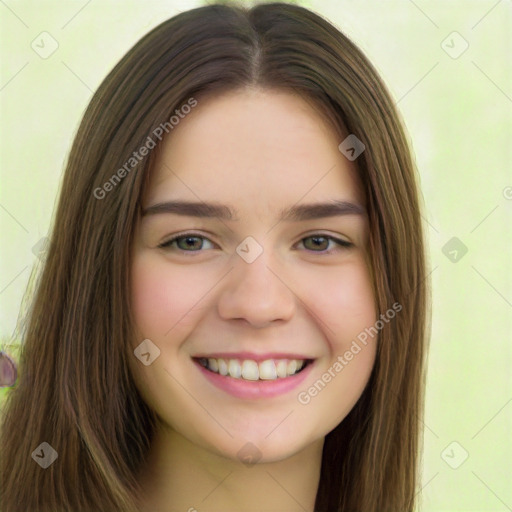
[157,232,353,255]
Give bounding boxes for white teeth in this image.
[276,360,288,378]
[228,359,241,378]
[218,358,228,376]
[259,359,277,380]
[241,360,259,381]
[287,360,297,375]
[199,357,309,381]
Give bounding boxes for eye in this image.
[157,232,352,255]
[158,233,215,252]
[298,234,352,253]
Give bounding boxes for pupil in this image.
[180,237,201,250]
[308,236,327,250]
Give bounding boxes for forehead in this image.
[145,88,364,210]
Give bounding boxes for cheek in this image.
[294,258,377,429]
[129,254,216,413]
[131,254,210,339]
[301,257,377,345]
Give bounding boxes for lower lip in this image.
[193,359,315,399]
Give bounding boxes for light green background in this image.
[1,1,511,510]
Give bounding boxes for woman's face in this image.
[130,88,377,463]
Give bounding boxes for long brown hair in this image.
[0,2,428,511]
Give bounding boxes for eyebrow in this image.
[141,199,365,221]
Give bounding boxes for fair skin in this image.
[130,88,377,512]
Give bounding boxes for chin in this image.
[205,430,320,466]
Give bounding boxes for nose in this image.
[216,251,295,328]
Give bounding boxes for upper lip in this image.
[192,352,315,362]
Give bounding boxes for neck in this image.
[137,423,324,512]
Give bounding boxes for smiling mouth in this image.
[193,357,314,381]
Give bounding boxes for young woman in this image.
[0,2,429,511]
